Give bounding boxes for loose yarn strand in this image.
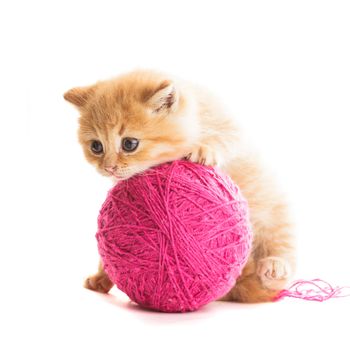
[275,279,350,302]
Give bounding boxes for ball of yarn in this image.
[96,160,252,312]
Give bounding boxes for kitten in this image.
[64,70,295,302]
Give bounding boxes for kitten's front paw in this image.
[257,257,291,290]
[186,145,219,167]
[84,274,113,294]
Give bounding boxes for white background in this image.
[1,0,349,349]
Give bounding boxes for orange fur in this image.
[64,70,295,303]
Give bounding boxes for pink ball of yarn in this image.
[96,160,252,312]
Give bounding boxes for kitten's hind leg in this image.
[220,242,294,303]
[84,260,113,294]
[219,256,291,303]
[220,258,274,303]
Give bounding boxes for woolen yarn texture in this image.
[96,160,252,312]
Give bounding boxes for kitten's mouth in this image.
[104,168,122,179]
[105,169,130,181]
[103,165,148,181]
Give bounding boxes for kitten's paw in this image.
[257,257,291,290]
[84,273,113,294]
[186,145,219,167]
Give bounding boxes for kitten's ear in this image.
[147,80,178,113]
[63,85,96,108]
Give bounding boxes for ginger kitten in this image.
[64,70,295,303]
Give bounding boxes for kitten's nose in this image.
[105,166,118,173]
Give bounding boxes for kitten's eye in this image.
[122,137,139,152]
[90,140,104,155]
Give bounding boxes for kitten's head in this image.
[64,70,199,180]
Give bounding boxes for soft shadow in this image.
[94,290,262,325]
